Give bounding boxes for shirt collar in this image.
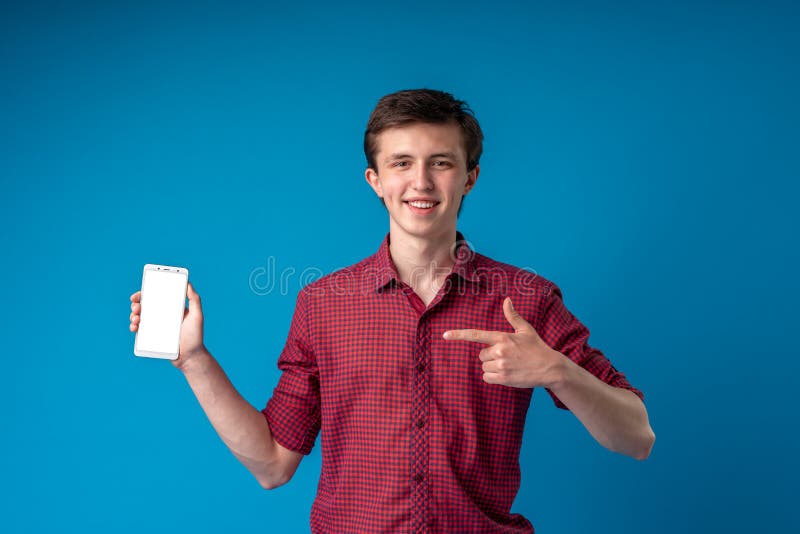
[373,231,482,292]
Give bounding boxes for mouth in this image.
[404,199,441,215]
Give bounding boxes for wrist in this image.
[175,345,211,374]
[545,349,574,391]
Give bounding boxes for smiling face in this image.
[365,121,479,243]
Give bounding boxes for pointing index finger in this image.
[443,329,501,345]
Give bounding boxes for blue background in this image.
[2,1,798,532]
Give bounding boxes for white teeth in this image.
[408,201,436,208]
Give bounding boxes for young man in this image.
[129,89,655,533]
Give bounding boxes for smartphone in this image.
[134,264,189,360]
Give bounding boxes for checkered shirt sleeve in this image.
[262,288,321,454]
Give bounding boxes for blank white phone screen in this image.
[138,270,187,354]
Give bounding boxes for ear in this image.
[365,168,383,198]
[463,164,479,195]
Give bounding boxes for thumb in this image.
[503,297,532,334]
[186,281,203,316]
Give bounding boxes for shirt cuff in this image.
[262,395,320,455]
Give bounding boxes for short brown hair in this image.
[364,89,484,172]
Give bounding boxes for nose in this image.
[412,164,434,191]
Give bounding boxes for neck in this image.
[388,227,458,290]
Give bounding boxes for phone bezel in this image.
[133,263,189,360]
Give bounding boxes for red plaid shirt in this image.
[264,232,644,533]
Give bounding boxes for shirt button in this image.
[416,418,425,429]
[416,363,426,373]
[414,473,424,483]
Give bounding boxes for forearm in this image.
[178,347,287,486]
[548,351,655,460]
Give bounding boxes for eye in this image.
[392,161,410,168]
[432,160,453,168]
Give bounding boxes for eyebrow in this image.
[384,152,458,162]
[385,153,413,162]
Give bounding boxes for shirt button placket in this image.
[411,318,431,533]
